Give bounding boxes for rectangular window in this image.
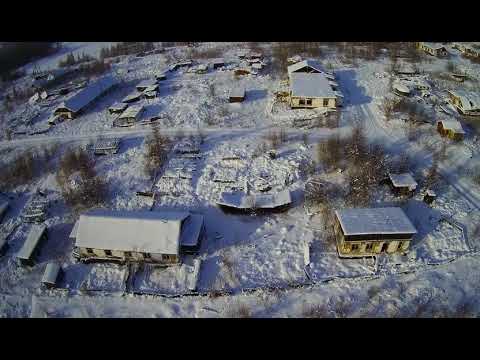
[86,248,94,254]
[124,251,131,258]
[365,243,373,251]
[351,244,359,251]
[397,242,403,251]
[323,99,329,107]
[104,250,112,256]
[144,253,151,259]
[299,99,306,105]
[306,99,312,106]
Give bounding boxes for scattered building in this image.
[229,87,246,103]
[41,262,61,288]
[70,210,205,264]
[22,197,48,223]
[437,119,465,141]
[94,138,121,155]
[386,173,418,196]
[54,75,118,119]
[113,104,144,127]
[289,73,337,109]
[334,207,417,258]
[446,90,480,116]
[108,102,128,115]
[392,82,411,97]
[136,80,158,92]
[122,92,144,103]
[16,224,48,266]
[169,60,193,71]
[423,189,437,205]
[416,42,449,57]
[453,43,480,58]
[217,189,292,212]
[212,58,225,69]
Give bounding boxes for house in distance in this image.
[437,119,465,141]
[416,42,449,57]
[334,207,417,258]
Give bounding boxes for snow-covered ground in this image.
[1,42,480,317]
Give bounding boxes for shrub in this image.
[143,128,170,179]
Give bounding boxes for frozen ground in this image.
[1,42,480,317]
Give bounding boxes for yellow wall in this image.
[290,97,336,109]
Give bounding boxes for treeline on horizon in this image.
[0,42,59,81]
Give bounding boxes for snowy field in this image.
[1,42,480,317]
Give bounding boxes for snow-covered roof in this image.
[108,103,128,112]
[136,79,157,90]
[218,189,292,209]
[72,210,192,255]
[388,173,418,190]
[41,263,61,285]
[438,119,465,134]
[335,207,417,236]
[119,104,143,119]
[393,82,411,94]
[212,58,225,64]
[288,59,324,75]
[447,90,480,111]
[58,75,118,113]
[122,92,143,103]
[290,73,336,98]
[16,224,47,260]
[230,87,246,98]
[94,138,120,150]
[422,42,447,51]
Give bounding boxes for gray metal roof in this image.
[41,263,61,285]
[119,104,143,119]
[290,73,336,98]
[59,75,118,113]
[288,59,324,75]
[16,224,47,260]
[335,207,417,236]
[73,210,192,255]
[388,173,418,190]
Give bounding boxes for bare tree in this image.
[379,97,396,122]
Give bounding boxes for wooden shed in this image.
[16,224,47,266]
[41,262,61,288]
[437,119,465,141]
[108,102,128,115]
[229,87,246,103]
[113,105,144,127]
[386,172,418,196]
[94,138,121,155]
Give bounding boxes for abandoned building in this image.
[212,58,225,69]
[22,197,48,223]
[41,262,61,288]
[54,75,118,119]
[16,224,48,266]
[446,90,480,116]
[385,172,418,196]
[416,42,449,57]
[453,43,480,58]
[108,102,128,115]
[229,87,246,103]
[94,138,121,155]
[113,104,144,127]
[423,189,437,205]
[437,119,465,141]
[334,207,417,258]
[217,189,292,213]
[392,82,411,97]
[70,210,205,263]
[287,59,337,109]
[136,80,158,92]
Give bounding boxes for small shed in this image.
[229,87,246,103]
[387,173,418,196]
[423,189,437,205]
[155,72,167,81]
[0,201,9,223]
[212,58,225,69]
[393,82,411,97]
[41,262,61,288]
[113,105,144,127]
[108,102,128,115]
[94,138,121,155]
[437,119,465,141]
[16,224,47,266]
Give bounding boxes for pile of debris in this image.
[22,194,48,223]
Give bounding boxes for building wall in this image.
[290,96,336,109]
[77,246,180,264]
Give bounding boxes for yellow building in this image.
[437,119,465,141]
[416,42,449,57]
[334,207,417,258]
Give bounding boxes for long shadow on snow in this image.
[335,69,372,107]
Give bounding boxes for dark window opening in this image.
[144,253,151,259]
[124,251,131,258]
[299,99,306,105]
[381,243,389,252]
[323,99,329,107]
[351,244,359,251]
[306,99,312,106]
[105,250,112,256]
[86,248,94,254]
[365,243,373,251]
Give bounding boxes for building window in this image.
[323,99,329,107]
[365,243,373,251]
[144,253,151,259]
[124,251,131,258]
[105,250,112,256]
[351,244,359,251]
[299,99,306,105]
[306,99,312,106]
[86,248,94,254]
[397,242,403,251]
